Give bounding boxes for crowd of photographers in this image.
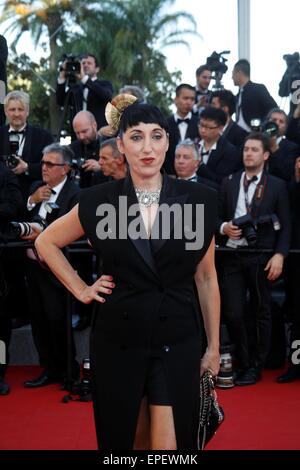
[1,47,300,396]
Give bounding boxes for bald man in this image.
[70,110,108,188]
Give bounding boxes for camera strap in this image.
[244,171,268,218]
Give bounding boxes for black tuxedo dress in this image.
[78,172,217,450]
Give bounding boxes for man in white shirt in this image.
[217,133,290,385]
[56,53,113,131]
[23,143,80,388]
[174,139,200,182]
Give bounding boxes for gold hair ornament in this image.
[105,94,137,131]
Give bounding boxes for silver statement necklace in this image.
[135,187,161,207]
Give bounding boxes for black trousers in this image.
[221,251,272,370]
[0,248,30,378]
[26,259,78,378]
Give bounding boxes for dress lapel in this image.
[107,175,159,278]
[150,173,189,253]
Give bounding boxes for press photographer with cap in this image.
[217,132,291,385]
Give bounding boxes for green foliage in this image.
[6,53,54,129]
[1,0,198,126]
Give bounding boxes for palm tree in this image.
[67,0,198,112]
[0,0,91,132]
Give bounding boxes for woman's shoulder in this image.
[79,179,123,204]
[170,177,218,203]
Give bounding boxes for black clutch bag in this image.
[197,369,225,450]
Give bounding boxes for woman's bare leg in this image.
[133,397,151,450]
[149,405,177,450]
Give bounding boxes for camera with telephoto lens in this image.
[59,53,81,84]
[233,213,281,247]
[2,215,47,241]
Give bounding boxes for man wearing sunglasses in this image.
[22,143,80,388]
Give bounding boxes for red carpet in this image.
[1,366,300,450]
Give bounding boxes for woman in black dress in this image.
[35,96,220,450]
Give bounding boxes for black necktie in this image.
[177,118,190,125]
[244,175,258,193]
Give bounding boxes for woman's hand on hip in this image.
[78,275,115,304]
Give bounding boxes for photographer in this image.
[193,65,212,116]
[70,111,108,188]
[0,34,8,126]
[0,90,53,201]
[23,143,80,388]
[265,108,300,182]
[0,161,24,395]
[217,133,290,385]
[56,53,113,130]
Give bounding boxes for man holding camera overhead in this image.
[56,53,113,130]
[217,132,290,385]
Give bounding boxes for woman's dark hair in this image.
[118,102,169,136]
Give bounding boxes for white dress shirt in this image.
[220,170,262,248]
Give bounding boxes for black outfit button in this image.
[159,315,167,322]
[163,345,170,353]
[158,286,165,293]
[128,283,134,290]
[122,311,129,319]
[120,344,127,351]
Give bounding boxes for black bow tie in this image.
[187,176,197,182]
[177,118,190,125]
[9,129,26,135]
[246,175,258,184]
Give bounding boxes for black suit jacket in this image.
[164,114,199,174]
[70,137,108,187]
[0,162,24,228]
[217,171,291,256]
[0,35,8,126]
[0,123,53,200]
[237,81,277,126]
[223,120,248,148]
[267,138,300,182]
[196,136,242,188]
[29,178,80,224]
[56,78,113,129]
[288,180,300,248]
